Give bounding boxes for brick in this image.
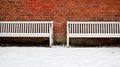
[0,0,120,44]
[66,0,76,8]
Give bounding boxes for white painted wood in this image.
[117,24,119,33]
[1,23,3,33]
[36,23,37,33]
[50,27,52,47]
[78,24,80,34]
[72,23,73,34]
[0,21,53,47]
[67,21,120,46]
[67,22,69,47]
[81,24,82,34]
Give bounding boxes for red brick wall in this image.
[0,0,120,43]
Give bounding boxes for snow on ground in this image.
[0,46,120,67]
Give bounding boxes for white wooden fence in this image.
[67,21,120,47]
[0,21,53,47]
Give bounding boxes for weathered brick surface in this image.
[0,0,120,44]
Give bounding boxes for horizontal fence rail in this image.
[67,22,120,34]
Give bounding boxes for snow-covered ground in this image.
[0,46,120,67]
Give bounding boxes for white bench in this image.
[67,21,120,47]
[0,21,53,47]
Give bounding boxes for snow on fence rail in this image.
[0,21,53,46]
[67,21,120,47]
